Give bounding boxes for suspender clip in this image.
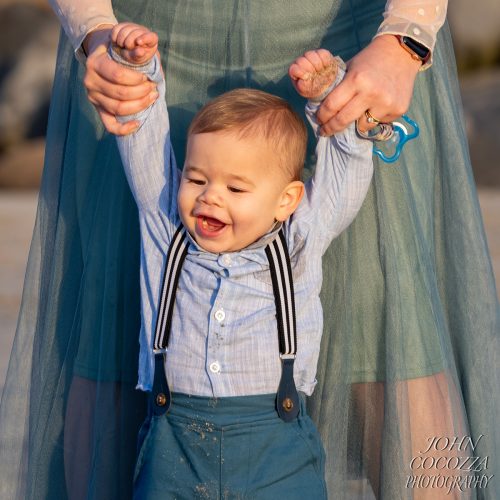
[151,352,171,416]
[153,348,168,354]
[276,356,300,422]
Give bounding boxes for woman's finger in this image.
[316,78,357,125]
[319,92,389,136]
[84,72,155,102]
[356,108,397,133]
[87,53,148,88]
[88,89,159,117]
[319,94,365,136]
[98,107,140,135]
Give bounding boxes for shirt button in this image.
[221,254,232,267]
[214,309,225,322]
[209,361,221,373]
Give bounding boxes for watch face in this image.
[402,36,430,61]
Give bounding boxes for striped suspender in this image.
[151,226,189,415]
[151,226,299,421]
[265,230,297,358]
[153,226,189,352]
[264,230,299,421]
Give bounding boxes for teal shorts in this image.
[134,393,327,499]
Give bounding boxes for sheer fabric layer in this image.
[49,0,448,64]
[0,1,498,499]
[376,0,448,59]
[311,23,499,498]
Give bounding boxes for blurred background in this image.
[1,0,499,394]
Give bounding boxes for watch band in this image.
[397,35,430,64]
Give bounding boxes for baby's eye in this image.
[187,178,205,185]
[228,186,246,193]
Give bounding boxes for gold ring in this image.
[365,109,381,124]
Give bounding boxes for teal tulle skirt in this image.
[0,0,498,498]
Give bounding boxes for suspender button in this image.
[156,393,167,407]
[282,398,294,412]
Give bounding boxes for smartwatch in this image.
[397,35,430,65]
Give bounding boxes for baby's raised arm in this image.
[111,23,179,223]
[290,49,374,252]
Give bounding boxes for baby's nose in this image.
[199,185,223,206]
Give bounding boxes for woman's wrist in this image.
[372,34,422,75]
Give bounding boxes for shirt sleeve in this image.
[110,48,180,224]
[295,63,374,254]
[48,0,117,62]
[374,0,448,69]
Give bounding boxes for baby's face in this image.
[178,131,292,253]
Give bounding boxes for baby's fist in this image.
[111,22,159,65]
[289,49,338,100]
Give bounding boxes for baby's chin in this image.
[192,230,256,255]
[194,237,241,254]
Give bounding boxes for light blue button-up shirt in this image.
[114,52,373,396]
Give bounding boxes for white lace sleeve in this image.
[48,0,117,61]
[375,0,448,69]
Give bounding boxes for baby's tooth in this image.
[202,217,207,229]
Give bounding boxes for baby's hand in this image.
[289,49,338,100]
[111,22,159,65]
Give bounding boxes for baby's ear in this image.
[275,181,305,221]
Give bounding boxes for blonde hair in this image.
[188,88,307,181]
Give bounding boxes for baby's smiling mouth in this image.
[196,215,227,236]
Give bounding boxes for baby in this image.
[111,22,373,499]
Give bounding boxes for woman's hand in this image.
[316,35,422,136]
[83,25,159,135]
